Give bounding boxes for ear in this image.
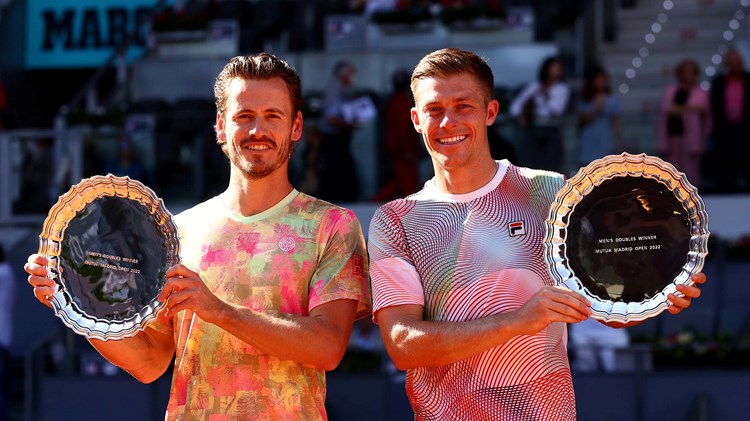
[291,111,303,142]
[486,99,499,126]
[215,111,227,142]
[411,107,422,133]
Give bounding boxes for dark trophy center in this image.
[566,177,691,303]
[59,196,168,321]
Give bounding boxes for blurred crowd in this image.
[154,0,509,53]
[3,0,750,215]
[5,47,750,218]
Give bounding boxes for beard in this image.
[225,134,292,180]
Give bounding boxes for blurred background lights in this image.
[622,0,749,96]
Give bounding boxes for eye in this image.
[234,112,251,121]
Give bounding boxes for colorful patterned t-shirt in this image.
[151,190,371,420]
[368,161,575,420]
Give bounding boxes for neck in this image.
[222,165,294,217]
[433,157,499,195]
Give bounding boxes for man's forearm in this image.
[88,327,175,383]
[382,312,528,370]
[211,299,358,371]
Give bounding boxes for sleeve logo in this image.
[352,254,364,276]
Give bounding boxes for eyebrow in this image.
[422,96,477,108]
[234,106,287,115]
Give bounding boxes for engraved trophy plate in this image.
[544,153,709,324]
[38,174,180,340]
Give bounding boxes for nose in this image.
[247,117,266,137]
[440,109,458,129]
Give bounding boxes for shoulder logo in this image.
[508,221,526,237]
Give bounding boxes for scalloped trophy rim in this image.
[38,174,180,341]
[544,153,710,324]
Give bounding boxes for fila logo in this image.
[508,221,526,237]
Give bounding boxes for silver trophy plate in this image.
[38,174,180,340]
[545,153,709,324]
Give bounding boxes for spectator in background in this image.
[576,66,622,168]
[372,69,424,202]
[317,61,367,203]
[509,56,570,173]
[710,49,750,193]
[0,244,16,421]
[104,139,147,182]
[656,59,711,188]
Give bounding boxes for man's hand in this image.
[667,272,706,315]
[157,264,226,323]
[512,285,592,336]
[24,254,55,308]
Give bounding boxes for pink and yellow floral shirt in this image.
[151,190,370,420]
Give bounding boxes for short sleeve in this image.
[367,204,425,323]
[308,208,371,319]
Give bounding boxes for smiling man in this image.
[26,53,371,420]
[367,48,706,420]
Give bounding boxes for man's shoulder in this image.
[510,163,565,183]
[293,192,362,225]
[173,197,220,226]
[295,191,349,212]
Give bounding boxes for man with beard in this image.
[25,53,371,420]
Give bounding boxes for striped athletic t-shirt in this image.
[368,160,576,420]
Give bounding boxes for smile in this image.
[244,144,272,151]
[436,135,467,145]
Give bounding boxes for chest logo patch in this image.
[508,221,526,237]
[278,237,296,252]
